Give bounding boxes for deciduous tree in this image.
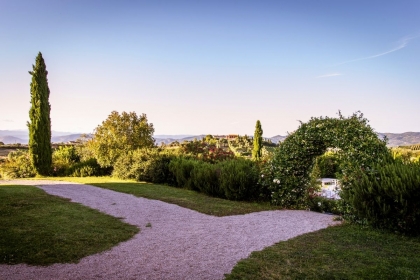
[87,111,155,167]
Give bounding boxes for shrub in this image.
[306,196,341,214]
[67,158,109,177]
[190,162,222,197]
[218,158,259,201]
[343,159,420,235]
[168,157,197,190]
[0,150,36,179]
[113,148,176,184]
[52,146,80,176]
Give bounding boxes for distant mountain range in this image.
[1,130,420,147]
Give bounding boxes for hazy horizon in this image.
[1,1,419,136]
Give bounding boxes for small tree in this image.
[252,120,263,160]
[28,52,52,176]
[87,111,155,167]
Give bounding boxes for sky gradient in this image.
[1,1,419,137]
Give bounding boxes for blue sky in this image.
[1,0,419,137]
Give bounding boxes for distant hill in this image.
[2,130,420,147]
[0,136,26,144]
[378,132,420,147]
[269,135,287,144]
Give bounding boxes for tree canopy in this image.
[28,52,52,176]
[87,111,155,167]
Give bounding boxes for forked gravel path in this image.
[0,180,340,280]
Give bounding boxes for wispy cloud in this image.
[316,73,343,78]
[334,34,419,66]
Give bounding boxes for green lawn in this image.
[0,185,139,265]
[47,176,282,216]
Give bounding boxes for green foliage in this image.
[113,148,176,184]
[0,150,36,179]
[168,157,197,190]
[218,158,260,201]
[344,160,420,235]
[252,120,263,160]
[87,111,155,167]
[169,157,261,201]
[190,161,223,197]
[28,52,52,176]
[67,158,109,177]
[264,112,390,209]
[315,151,341,178]
[180,140,234,163]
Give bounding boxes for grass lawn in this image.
[225,224,420,279]
[46,176,282,216]
[0,185,139,265]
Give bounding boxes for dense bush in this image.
[169,157,261,201]
[52,146,80,176]
[67,158,110,177]
[343,159,420,235]
[113,148,176,184]
[190,161,222,197]
[306,196,341,214]
[0,150,36,179]
[218,158,260,200]
[168,157,197,190]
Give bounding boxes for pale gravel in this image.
[0,180,341,280]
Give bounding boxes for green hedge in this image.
[344,159,420,235]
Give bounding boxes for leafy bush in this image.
[306,196,341,214]
[343,159,420,235]
[52,146,80,176]
[0,150,36,179]
[168,157,197,190]
[113,148,176,184]
[67,158,109,177]
[218,158,259,201]
[190,162,222,197]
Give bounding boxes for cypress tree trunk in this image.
[252,120,263,160]
[28,52,52,176]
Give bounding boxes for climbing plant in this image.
[262,112,391,208]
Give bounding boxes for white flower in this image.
[261,174,264,178]
[318,202,322,207]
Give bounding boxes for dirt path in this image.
[0,180,340,280]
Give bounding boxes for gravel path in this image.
[0,180,340,280]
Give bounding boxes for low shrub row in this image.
[169,157,261,200]
[111,149,263,201]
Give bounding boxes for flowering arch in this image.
[268,112,389,208]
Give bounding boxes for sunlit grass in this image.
[0,184,138,265]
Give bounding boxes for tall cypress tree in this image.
[252,120,263,160]
[28,52,52,175]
